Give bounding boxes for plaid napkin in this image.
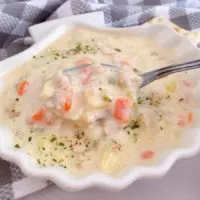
[1,0,200,199]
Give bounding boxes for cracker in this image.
[146,16,200,46]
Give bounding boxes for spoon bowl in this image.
[63,59,200,88]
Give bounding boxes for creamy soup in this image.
[0,27,199,176]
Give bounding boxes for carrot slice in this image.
[113,97,132,124]
[29,108,54,125]
[177,119,185,127]
[64,96,72,112]
[188,112,193,123]
[17,80,29,96]
[177,112,193,126]
[32,108,45,122]
[141,150,154,159]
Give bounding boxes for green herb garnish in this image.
[58,142,64,146]
[133,132,138,143]
[28,137,32,142]
[133,68,141,74]
[102,95,112,102]
[131,121,140,129]
[137,96,143,104]
[124,120,141,130]
[14,144,20,148]
[50,137,56,142]
[114,48,121,52]
[75,42,82,51]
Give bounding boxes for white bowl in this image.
[28,11,105,42]
[1,22,200,191]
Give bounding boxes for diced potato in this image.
[165,80,176,93]
[40,80,54,99]
[100,143,122,173]
[103,120,120,135]
[86,123,103,140]
[85,87,107,108]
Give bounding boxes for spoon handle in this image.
[140,59,200,88]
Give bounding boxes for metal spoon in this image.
[63,59,200,88]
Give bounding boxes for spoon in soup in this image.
[63,59,200,88]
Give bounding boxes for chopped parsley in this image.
[133,133,139,143]
[148,93,163,106]
[102,95,112,102]
[137,96,143,104]
[75,131,85,140]
[14,144,20,149]
[58,142,64,146]
[133,68,141,74]
[69,42,97,54]
[75,42,82,51]
[54,52,60,57]
[124,118,142,130]
[50,137,56,142]
[49,42,97,59]
[165,95,171,99]
[131,121,140,129]
[114,48,121,52]
[28,137,32,142]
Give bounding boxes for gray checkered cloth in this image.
[0,0,200,199]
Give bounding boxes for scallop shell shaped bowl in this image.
[1,22,200,191]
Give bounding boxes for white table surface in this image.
[21,153,200,200]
